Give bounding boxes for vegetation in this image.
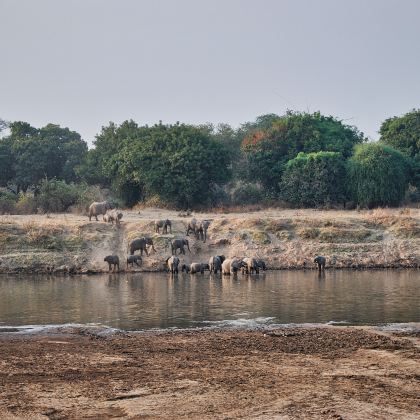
[347,143,410,208]
[241,111,364,194]
[0,109,419,212]
[281,151,347,208]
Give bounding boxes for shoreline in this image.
[0,325,418,419]
[0,208,419,274]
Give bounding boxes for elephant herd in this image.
[164,255,267,276]
[92,202,327,274]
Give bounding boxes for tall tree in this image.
[347,143,410,208]
[242,111,364,194]
[379,109,420,188]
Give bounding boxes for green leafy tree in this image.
[6,122,87,191]
[281,152,347,207]
[87,121,231,208]
[242,111,364,194]
[347,143,410,208]
[379,109,420,189]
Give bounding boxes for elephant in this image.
[129,237,156,256]
[104,255,119,272]
[126,255,142,269]
[209,255,225,274]
[242,257,259,274]
[186,218,199,238]
[181,264,190,273]
[192,262,210,274]
[198,220,211,242]
[89,201,111,221]
[165,256,180,274]
[222,257,245,275]
[155,219,172,234]
[256,259,267,271]
[314,256,326,272]
[171,238,191,255]
[111,211,123,226]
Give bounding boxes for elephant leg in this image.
[95,215,99,221]
[144,247,149,257]
[108,263,111,272]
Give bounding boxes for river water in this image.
[0,270,419,331]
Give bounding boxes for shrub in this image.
[0,191,18,214]
[15,194,38,214]
[347,143,410,208]
[280,151,347,208]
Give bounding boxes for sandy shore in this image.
[0,326,419,419]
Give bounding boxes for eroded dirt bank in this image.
[0,208,419,273]
[0,326,418,419]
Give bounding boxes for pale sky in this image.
[1,0,419,144]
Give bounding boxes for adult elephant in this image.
[242,257,259,274]
[190,262,209,274]
[155,219,172,234]
[165,256,180,274]
[222,257,244,275]
[129,237,156,256]
[171,238,191,255]
[209,255,225,274]
[186,218,199,238]
[314,256,326,272]
[198,220,211,242]
[89,201,111,221]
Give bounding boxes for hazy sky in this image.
[1,0,419,144]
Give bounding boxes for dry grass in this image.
[0,208,418,272]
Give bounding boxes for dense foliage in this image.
[379,109,420,188]
[241,111,364,193]
[347,144,410,208]
[281,152,347,207]
[85,121,231,208]
[0,122,88,191]
[1,109,418,212]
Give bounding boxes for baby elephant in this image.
[104,255,120,272]
[126,255,142,269]
[314,256,326,272]
[191,262,210,274]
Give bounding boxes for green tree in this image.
[281,152,347,207]
[6,122,87,191]
[347,143,410,208]
[242,111,364,194]
[87,121,231,208]
[379,109,420,189]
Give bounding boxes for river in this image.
[0,270,419,331]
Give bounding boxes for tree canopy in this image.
[241,111,365,193]
[281,151,347,207]
[86,121,231,208]
[347,143,410,208]
[1,122,87,191]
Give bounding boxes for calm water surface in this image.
[0,270,419,330]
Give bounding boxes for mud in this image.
[0,326,418,419]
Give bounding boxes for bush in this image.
[36,179,79,213]
[280,152,347,208]
[15,194,38,214]
[347,143,410,208]
[230,182,264,205]
[0,191,18,214]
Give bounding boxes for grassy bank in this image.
[0,208,419,274]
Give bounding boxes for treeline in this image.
[0,109,419,213]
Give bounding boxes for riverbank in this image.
[0,325,418,419]
[0,208,419,273]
